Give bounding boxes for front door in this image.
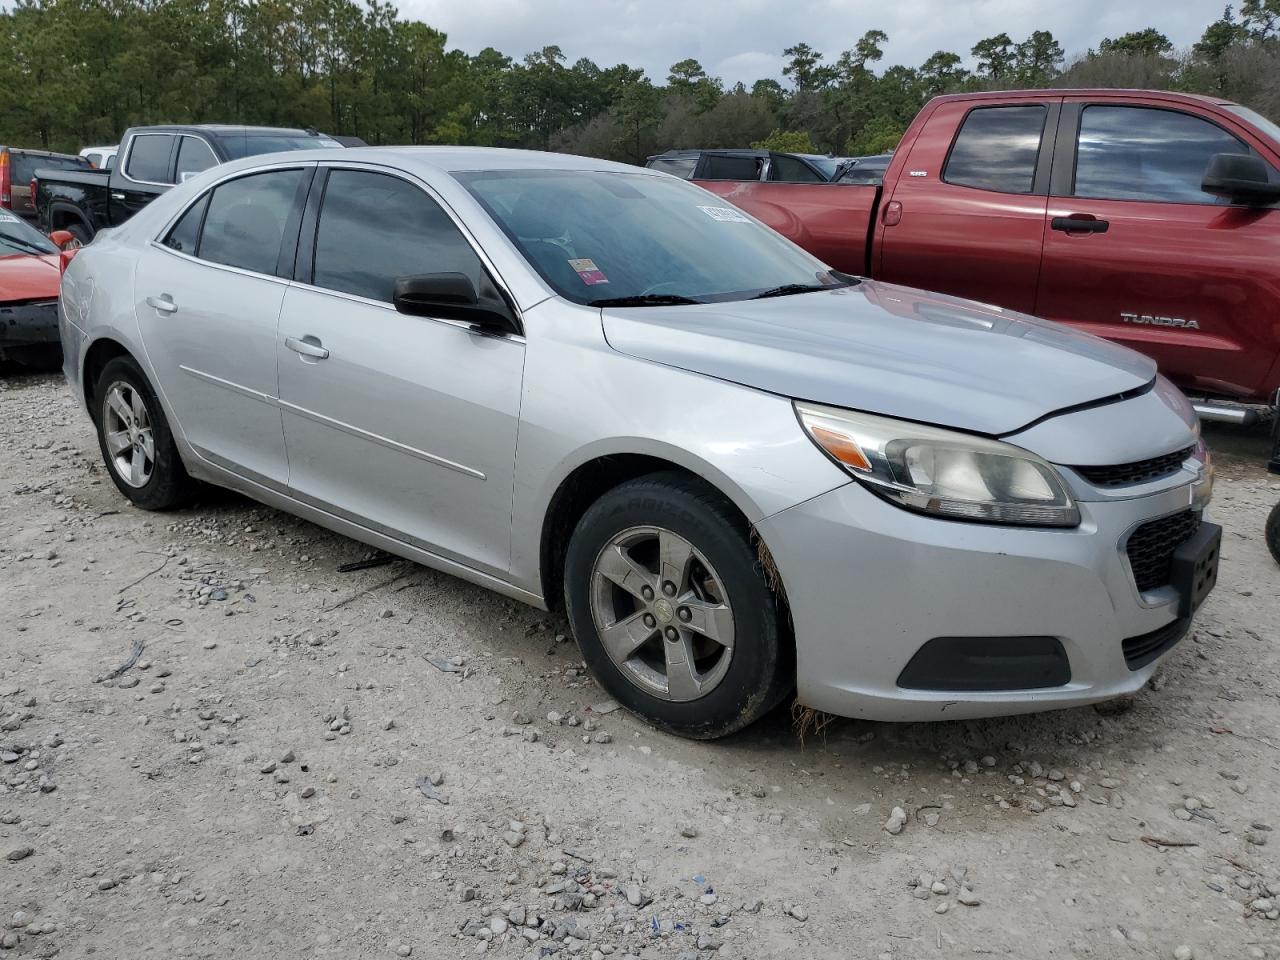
[1036,100,1280,400]
[276,166,525,576]
[134,165,312,488]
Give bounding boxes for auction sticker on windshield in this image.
[568,258,609,285]
[697,205,751,223]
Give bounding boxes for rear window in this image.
[126,134,175,183]
[217,135,339,159]
[647,157,698,179]
[943,105,1048,194]
[12,152,91,182]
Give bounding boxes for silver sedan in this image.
[58,148,1219,737]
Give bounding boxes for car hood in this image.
[600,280,1156,436]
[0,253,61,301]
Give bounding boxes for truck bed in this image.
[692,180,879,276]
[33,167,108,188]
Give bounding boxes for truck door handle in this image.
[145,294,177,314]
[285,335,329,360]
[111,192,126,201]
[1051,215,1109,234]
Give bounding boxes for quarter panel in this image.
[507,300,850,597]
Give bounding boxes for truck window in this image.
[1073,105,1259,204]
[196,169,305,275]
[943,105,1047,194]
[175,137,218,181]
[769,156,824,183]
[126,134,175,183]
[700,155,762,180]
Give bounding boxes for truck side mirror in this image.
[1201,152,1280,205]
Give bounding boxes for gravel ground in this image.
[2,371,1279,960]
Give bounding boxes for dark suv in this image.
[646,149,849,183]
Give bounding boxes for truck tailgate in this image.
[693,180,879,275]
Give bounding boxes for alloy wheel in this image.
[589,525,736,702]
[101,381,155,488]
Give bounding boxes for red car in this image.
[0,212,76,370]
[687,89,1280,469]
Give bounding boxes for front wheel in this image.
[1267,501,1280,566]
[564,473,791,739]
[93,355,196,510]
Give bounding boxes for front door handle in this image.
[1051,215,1109,234]
[285,335,329,360]
[145,294,177,314]
[110,191,126,201]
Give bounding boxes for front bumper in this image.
[756,474,1215,722]
[0,299,59,350]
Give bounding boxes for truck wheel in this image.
[66,222,92,245]
[93,355,196,510]
[564,472,792,740]
[1267,501,1280,566]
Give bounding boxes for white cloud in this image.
[401,0,1226,85]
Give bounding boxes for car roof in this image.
[129,124,330,138]
[227,145,651,176]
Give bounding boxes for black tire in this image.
[1267,501,1280,566]
[92,355,196,510]
[65,221,92,246]
[564,472,791,739]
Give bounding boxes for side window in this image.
[125,135,175,183]
[1074,105,1257,204]
[944,105,1047,194]
[769,155,824,183]
[198,169,304,275]
[311,170,487,303]
[162,194,209,255]
[175,137,218,181]
[104,153,116,171]
[700,155,763,180]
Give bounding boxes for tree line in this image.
[2,0,1280,163]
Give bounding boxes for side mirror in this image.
[1201,152,1280,205]
[48,229,80,250]
[392,273,519,335]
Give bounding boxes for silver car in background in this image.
[58,147,1220,738]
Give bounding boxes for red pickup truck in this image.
[693,88,1280,467]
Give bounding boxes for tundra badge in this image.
[1120,312,1200,330]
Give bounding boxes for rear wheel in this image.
[93,355,195,510]
[565,472,790,739]
[65,222,92,246]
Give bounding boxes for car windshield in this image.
[216,134,341,159]
[456,169,847,305]
[0,211,56,256]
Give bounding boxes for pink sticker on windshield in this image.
[568,258,609,285]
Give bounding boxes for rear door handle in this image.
[1051,215,1109,234]
[145,294,177,314]
[285,335,329,360]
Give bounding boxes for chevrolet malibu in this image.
[58,148,1220,739]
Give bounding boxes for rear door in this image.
[877,98,1060,313]
[1036,99,1280,400]
[134,164,312,488]
[113,133,176,222]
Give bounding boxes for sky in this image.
[403,0,1229,85]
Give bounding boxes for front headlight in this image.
[795,402,1080,528]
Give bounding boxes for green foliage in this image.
[750,129,816,152]
[0,3,1275,166]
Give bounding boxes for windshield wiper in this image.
[750,279,858,300]
[588,294,704,307]
[0,235,55,257]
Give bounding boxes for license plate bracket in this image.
[1172,521,1221,618]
